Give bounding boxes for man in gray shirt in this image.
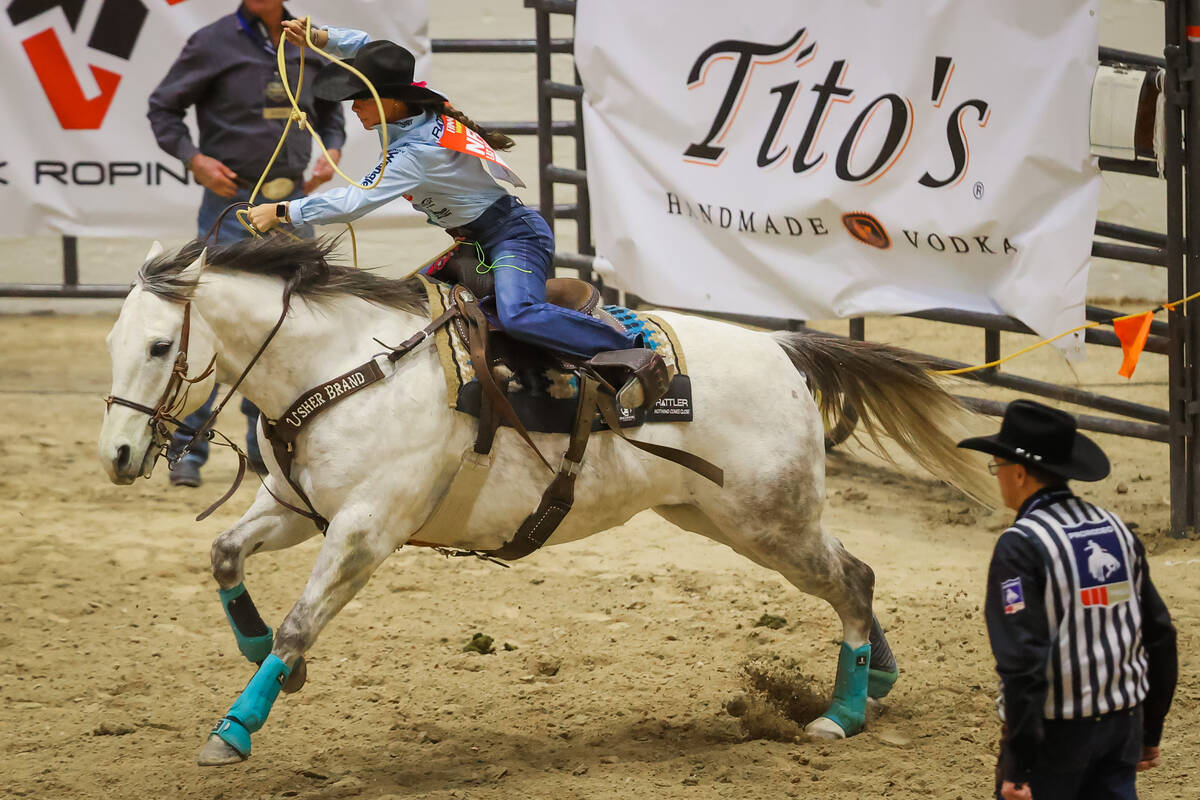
[148,0,346,486]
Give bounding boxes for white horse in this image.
[98,237,991,766]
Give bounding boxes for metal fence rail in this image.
[524,0,1198,534]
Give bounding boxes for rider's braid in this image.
[410,100,515,152]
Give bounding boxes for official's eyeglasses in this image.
[987,460,1012,475]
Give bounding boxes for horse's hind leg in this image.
[209,485,318,682]
[198,508,396,766]
[655,501,894,738]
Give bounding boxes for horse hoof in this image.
[805,716,848,740]
[197,734,247,766]
[281,657,307,694]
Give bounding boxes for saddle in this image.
[427,241,673,413]
[404,281,721,562]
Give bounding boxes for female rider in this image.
[248,21,664,409]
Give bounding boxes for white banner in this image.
[576,0,1100,351]
[0,0,429,238]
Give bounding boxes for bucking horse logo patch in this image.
[1066,521,1132,608]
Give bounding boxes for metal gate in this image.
[2,1,1197,534]
[524,0,1200,535]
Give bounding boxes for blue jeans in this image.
[466,196,635,359]
[197,185,313,245]
[169,388,262,467]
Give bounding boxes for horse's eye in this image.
[149,340,173,358]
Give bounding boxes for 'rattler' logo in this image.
[7,0,182,129]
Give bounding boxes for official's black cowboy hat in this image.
[957,399,1110,482]
[312,40,446,104]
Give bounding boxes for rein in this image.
[181,289,295,521]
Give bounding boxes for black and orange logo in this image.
[842,212,891,250]
[7,0,164,130]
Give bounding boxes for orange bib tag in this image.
[435,115,525,188]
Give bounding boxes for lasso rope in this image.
[934,288,1200,375]
[235,16,392,265]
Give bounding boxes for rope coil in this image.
[235,16,392,265]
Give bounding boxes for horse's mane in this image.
[138,236,429,314]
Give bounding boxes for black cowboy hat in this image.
[957,399,1110,481]
[312,40,446,104]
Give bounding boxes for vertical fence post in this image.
[534,5,554,235]
[849,317,865,341]
[574,65,592,259]
[1164,2,1188,534]
[1177,0,1200,534]
[62,236,79,288]
[984,329,1001,375]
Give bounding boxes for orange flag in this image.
[1113,311,1155,378]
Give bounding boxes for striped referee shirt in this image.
[985,487,1176,781]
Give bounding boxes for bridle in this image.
[103,286,305,522]
[104,300,217,468]
[104,210,270,465]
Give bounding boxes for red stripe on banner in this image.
[22,29,121,130]
[1189,25,1200,41]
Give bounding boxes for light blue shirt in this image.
[289,27,509,229]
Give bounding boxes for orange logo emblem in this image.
[842,212,891,250]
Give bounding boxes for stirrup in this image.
[587,348,673,411]
[616,376,647,410]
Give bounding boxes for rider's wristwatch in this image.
[275,203,289,223]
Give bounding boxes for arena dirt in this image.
[0,306,1195,800]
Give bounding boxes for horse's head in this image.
[98,242,218,484]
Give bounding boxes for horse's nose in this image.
[115,444,131,472]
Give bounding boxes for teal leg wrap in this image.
[211,654,291,757]
[219,584,274,664]
[868,667,900,699]
[821,642,871,736]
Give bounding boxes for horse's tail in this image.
[772,330,995,504]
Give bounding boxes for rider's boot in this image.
[586,345,673,411]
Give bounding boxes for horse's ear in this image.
[143,240,164,263]
[177,247,208,286]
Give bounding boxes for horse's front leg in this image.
[198,505,399,766]
[210,485,318,672]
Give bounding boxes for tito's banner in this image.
[0,0,428,238]
[576,0,1100,349]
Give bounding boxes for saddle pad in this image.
[417,275,694,433]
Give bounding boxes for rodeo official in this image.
[958,400,1177,800]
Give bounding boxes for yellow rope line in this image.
[284,18,390,189]
[934,288,1200,375]
[235,17,392,261]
